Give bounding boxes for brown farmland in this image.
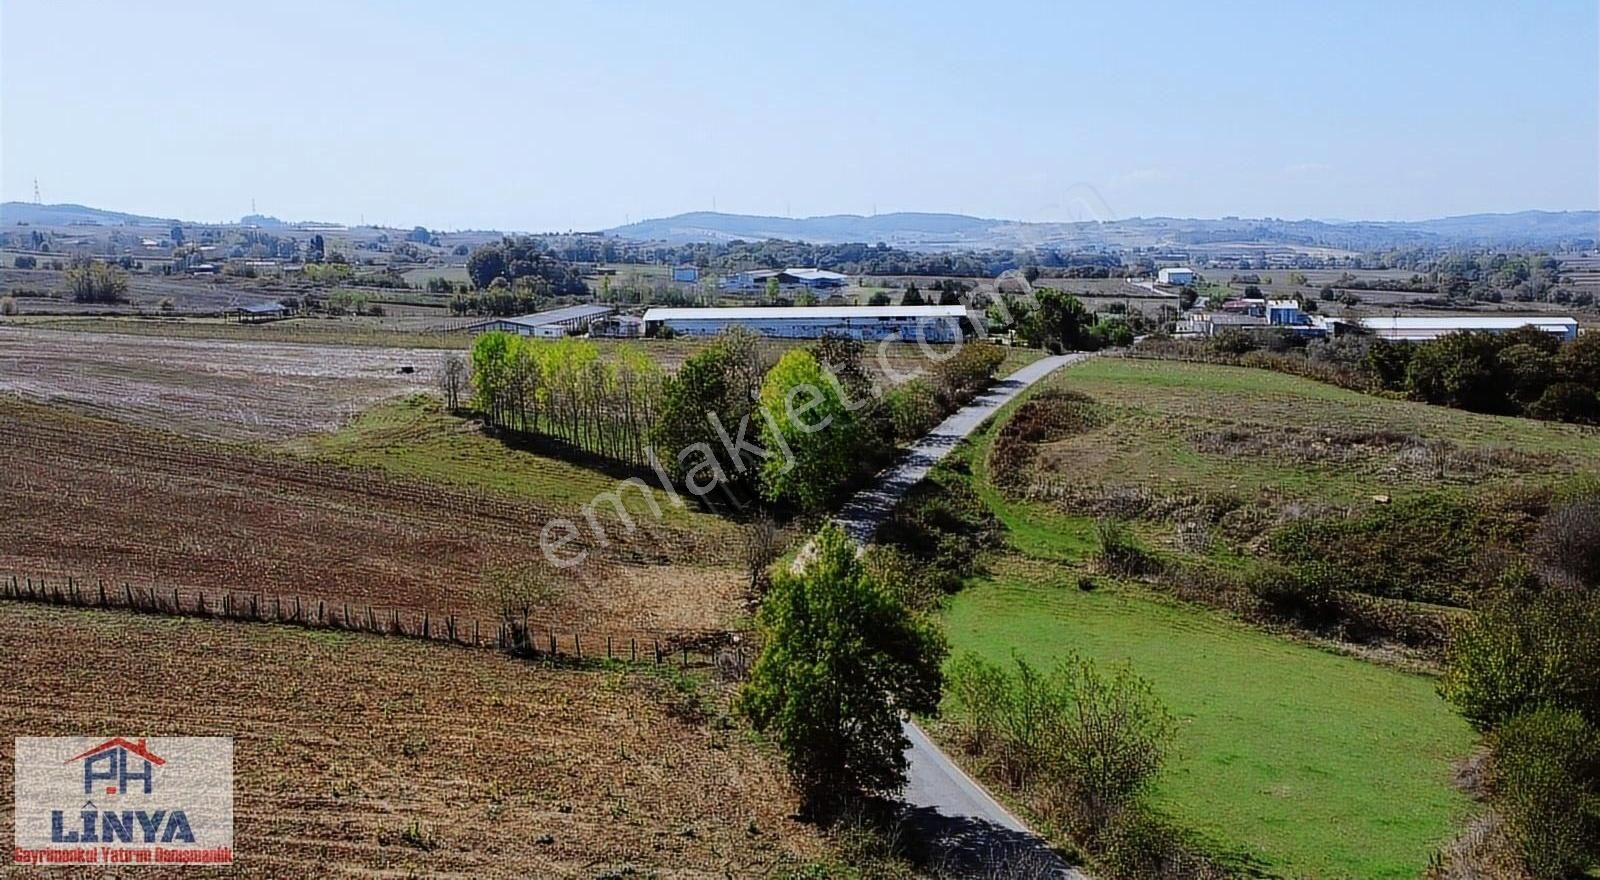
[0,399,744,638]
[0,603,824,879]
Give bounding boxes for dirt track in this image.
[0,326,450,440]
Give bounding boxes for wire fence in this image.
[0,573,751,676]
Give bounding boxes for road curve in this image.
[830,352,1091,878]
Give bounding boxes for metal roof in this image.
[1360,315,1577,331]
[643,305,968,322]
[488,304,615,327]
[238,302,288,314]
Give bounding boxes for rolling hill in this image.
[605,210,1600,252]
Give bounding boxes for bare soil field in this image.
[0,326,452,440]
[0,399,743,637]
[0,603,826,878]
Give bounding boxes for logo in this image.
[13,737,233,866]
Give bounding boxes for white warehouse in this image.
[1360,315,1579,342]
[642,305,974,342]
[466,304,615,338]
[1158,267,1196,286]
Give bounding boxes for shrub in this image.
[0,296,15,316]
[881,378,943,442]
[1246,561,1341,625]
[1534,499,1600,589]
[13,255,37,269]
[1490,707,1600,880]
[875,471,1002,595]
[1095,518,1156,576]
[1440,586,1600,731]
[945,653,1176,837]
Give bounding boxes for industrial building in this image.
[718,267,850,292]
[642,305,973,341]
[1359,315,1580,342]
[466,304,615,338]
[1157,267,1196,286]
[671,265,700,283]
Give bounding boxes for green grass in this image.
[287,395,724,529]
[924,356,1514,877]
[1035,357,1600,507]
[943,572,1476,879]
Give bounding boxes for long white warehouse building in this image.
[1359,315,1579,342]
[642,305,974,342]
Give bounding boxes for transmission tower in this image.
[33,179,42,204]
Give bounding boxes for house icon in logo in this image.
[67,738,165,797]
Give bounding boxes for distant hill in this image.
[605,210,1600,252]
[0,202,178,227]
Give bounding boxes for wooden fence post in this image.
[548,631,556,656]
[631,639,637,663]
[654,639,662,665]
[574,633,581,660]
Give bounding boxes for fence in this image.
[0,573,751,676]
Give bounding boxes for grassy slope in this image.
[1047,358,1600,505]
[931,357,1525,878]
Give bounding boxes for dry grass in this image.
[0,603,826,878]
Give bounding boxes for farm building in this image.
[1158,267,1196,286]
[590,314,645,338]
[467,304,615,338]
[1359,315,1579,342]
[643,305,973,341]
[233,302,290,323]
[719,267,849,292]
[671,265,700,283]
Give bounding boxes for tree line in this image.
[464,328,1009,512]
[468,335,664,467]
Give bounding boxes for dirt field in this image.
[0,326,452,440]
[0,399,744,637]
[0,603,826,878]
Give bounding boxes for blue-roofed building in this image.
[671,265,700,283]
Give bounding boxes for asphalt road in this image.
[829,352,1091,879]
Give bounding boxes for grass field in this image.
[0,603,827,878]
[1030,357,1600,508]
[943,567,1476,878]
[922,356,1518,877]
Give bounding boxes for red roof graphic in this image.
[67,737,166,766]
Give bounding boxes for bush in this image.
[1440,586,1600,731]
[13,255,37,269]
[1095,518,1157,576]
[1534,498,1600,589]
[1246,561,1341,625]
[876,471,1002,596]
[945,652,1176,837]
[881,378,943,442]
[1490,707,1600,880]
[0,296,15,316]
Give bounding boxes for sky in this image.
[2,0,1596,231]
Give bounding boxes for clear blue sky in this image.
[2,0,1595,230]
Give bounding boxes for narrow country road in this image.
[829,352,1091,878]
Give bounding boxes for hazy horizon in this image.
[3,0,1596,231]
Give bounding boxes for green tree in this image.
[1406,331,1515,414]
[738,523,946,813]
[466,244,507,289]
[757,348,863,511]
[867,290,892,306]
[900,283,925,306]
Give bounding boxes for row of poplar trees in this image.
[469,334,665,467]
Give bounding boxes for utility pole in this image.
[32,178,42,204]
